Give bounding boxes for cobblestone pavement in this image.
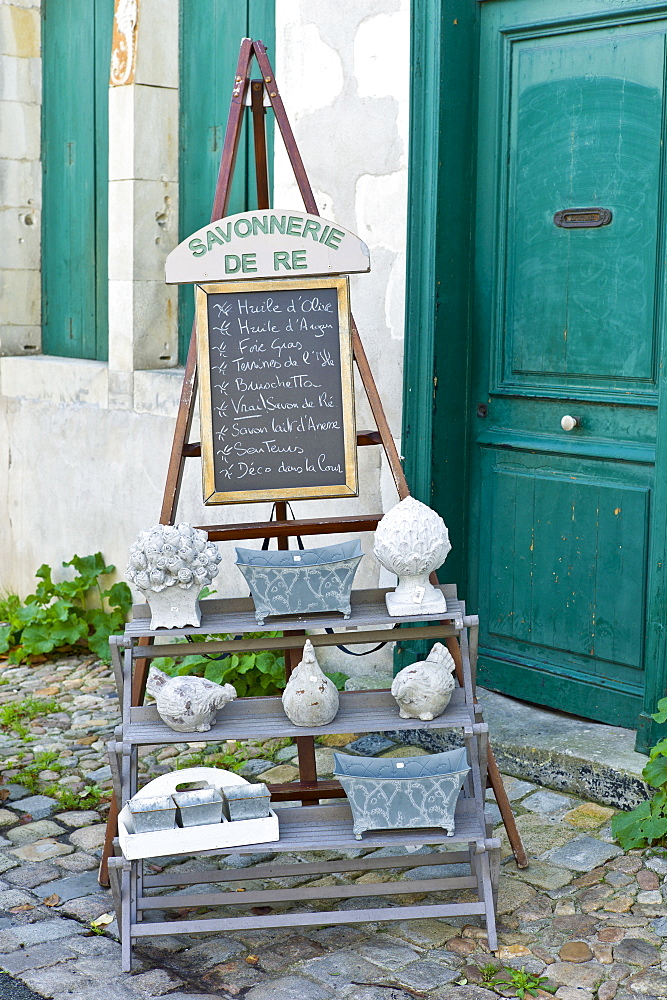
[0,656,665,999]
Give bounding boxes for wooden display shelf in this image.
[124,586,465,640]
[120,688,474,745]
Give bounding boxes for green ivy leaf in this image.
[644,755,667,789]
[324,671,349,691]
[652,697,667,725]
[612,800,653,850]
[102,582,132,613]
[0,625,13,654]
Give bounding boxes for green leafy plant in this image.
[612,695,667,849]
[0,698,60,738]
[4,750,107,811]
[0,553,132,664]
[488,967,549,998]
[153,634,348,698]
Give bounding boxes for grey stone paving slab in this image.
[237,759,275,779]
[35,870,102,903]
[3,863,61,889]
[394,960,459,990]
[68,936,122,959]
[543,835,623,871]
[53,811,100,829]
[484,803,502,826]
[521,790,574,815]
[173,936,245,968]
[15,797,58,822]
[244,976,335,1000]
[68,825,106,851]
[404,863,470,880]
[646,856,667,876]
[297,950,387,987]
[613,937,660,967]
[355,942,420,970]
[0,941,78,974]
[0,858,19,876]
[126,968,183,996]
[339,988,416,1000]
[652,915,667,936]
[0,891,36,910]
[83,765,111,782]
[0,917,85,952]
[6,822,64,847]
[346,734,396,756]
[626,967,667,995]
[4,787,30,803]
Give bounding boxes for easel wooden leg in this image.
[445,634,527,869]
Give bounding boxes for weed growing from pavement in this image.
[0,698,60,738]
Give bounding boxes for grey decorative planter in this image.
[235,540,363,624]
[173,786,224,827]
[221,782,271,821]
[333,748,470,840]
[128,794,176,834]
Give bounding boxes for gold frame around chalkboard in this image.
[195,276,358,504]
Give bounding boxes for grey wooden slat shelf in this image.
[109,586,499,972]
[124,587,466,638]
[122,688,472,744]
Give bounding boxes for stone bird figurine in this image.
[146,665,237,733]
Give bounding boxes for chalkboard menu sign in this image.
[195,277,358,504]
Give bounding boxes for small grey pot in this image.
[128,794,177,834]
[172,786,224,828]
[221,782,271,821]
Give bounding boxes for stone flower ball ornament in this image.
[391,642,457,721]
[373,497,451,616]
[146,665,237,733]
[126,522,222,629]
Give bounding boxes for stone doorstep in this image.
[476,688,649,811]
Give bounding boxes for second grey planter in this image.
[235,540,363,624]
[333,748,470,840]
[173,787,224,827]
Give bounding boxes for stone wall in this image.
[0,0,410,675]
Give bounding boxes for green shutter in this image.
[178,0,275,362]
[41,0,112,360]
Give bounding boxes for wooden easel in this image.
[99,38,526,885]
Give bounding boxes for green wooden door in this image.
[470,0,667,728]
[42,0,112,359]
[178,0,275,361]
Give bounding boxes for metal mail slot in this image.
[554,208,612,229]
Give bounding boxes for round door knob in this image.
[560,415,580,431]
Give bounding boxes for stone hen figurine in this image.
[391,642,456,721]
[146,665,237,733]
[282,639,339,727]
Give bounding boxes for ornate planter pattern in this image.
[235,540,363,624]
[333,748,470,840]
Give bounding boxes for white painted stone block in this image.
[0,100,39,159]
[355,172,407,253]
[108,86,134,182]
[108,369,134,411]
[107,278,135,372]
[108,278,177,372]
[0,205,39,269]
[0,356,108,406]
[0,324,39,356]
[0,54,40,103]
[134,369,183,418]
[133,179,178,281]
[134,0,178,89]
[354,6,410,103]
[0,157,40,207]
[0,267,38,324]
[0,5,39,59]
[108,180,134,281]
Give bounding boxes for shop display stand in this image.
[107,586,500,972]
